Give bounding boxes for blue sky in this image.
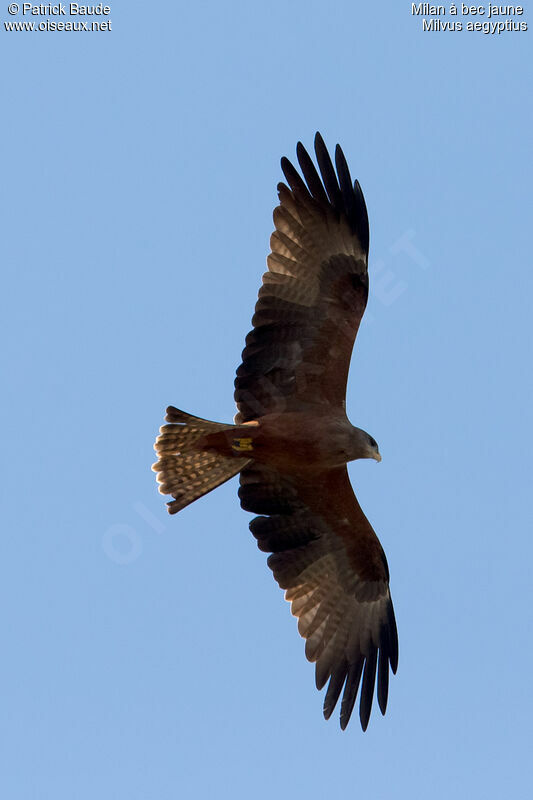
[2,2,532,798]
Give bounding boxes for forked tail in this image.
[152,406,252,514]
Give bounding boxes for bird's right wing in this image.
[234,133,369,423]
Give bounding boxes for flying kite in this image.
[152,133,398,730]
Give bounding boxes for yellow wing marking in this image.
[232,437,253,452]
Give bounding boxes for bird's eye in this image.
[368,437,377,448]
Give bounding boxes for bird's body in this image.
[196,411,379,474]
[153,134,399,731]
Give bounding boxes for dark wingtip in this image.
[279,156,293,184]
[353,179,370,253]
[280,155,308,195]
[323,666,347,723]
[358,650,377,732]
[359,702,371,732]
[388,604,399,673]
[377,651,389,716]
[313,132,343,215]
[314,131,326,149]
[315,663,325,691]
[280,155,291,172]
[323,704,334,722]
[296,140,329,204]
[334,142,349,170]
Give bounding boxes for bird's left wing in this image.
[239,464,398,730]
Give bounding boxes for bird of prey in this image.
[152,133,398,731]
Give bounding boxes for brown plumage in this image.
[152,133,398,731]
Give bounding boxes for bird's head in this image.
[352,427,381,462]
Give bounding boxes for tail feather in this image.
[152,406,251,514]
